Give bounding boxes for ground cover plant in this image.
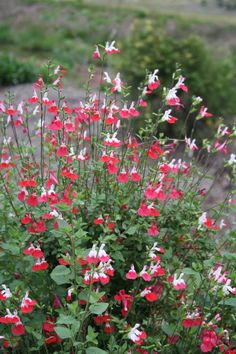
[0,43,235,354]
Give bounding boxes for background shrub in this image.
[0,53,37,86]
[118,20,236,117]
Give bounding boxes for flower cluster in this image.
[0,41,235,354]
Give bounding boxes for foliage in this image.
[0,24,14,45]
[118,21,236,121]
[0,53,37,86]
[0,43,235,354]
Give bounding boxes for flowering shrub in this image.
[0,42,235,354]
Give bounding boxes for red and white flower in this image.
[20,291,37,313]
[105,41,120,54]
[93,45,101,60]
[173,273,186,290]
[128,324,147,345]
[0,285,12,301]
[161,109,178,124]
[0,309,19,324]
[148,69,160,91]
[199,105,213,118]
[126,265,138,280]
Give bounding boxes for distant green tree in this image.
[119,21,236,116]
[117,21,236,137]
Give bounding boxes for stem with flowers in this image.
[0,41,235,354]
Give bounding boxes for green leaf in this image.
[56,203,71,212]
[54,326,72,339]
[89,302,109,315]
[78,290,105,304]
[183,267,198,275]
[86,348,108,354]
[57,219,72,232]
[50,265,71,285]
[223,251,236,259]
[1,242,19,255]
[89,291,106,304]
[126,225,138,235]
[161,321,177,336]
[220,297,236,307]
[86,325,98,345]
[67,301,78,315]
[57,314,77,325]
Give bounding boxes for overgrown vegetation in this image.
[1,0,236,91]
[0,43,235,354]
[119,21,236,116]
[0,53,37,86]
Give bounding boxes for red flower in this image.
[31,245,44,259]
[36,219,46,233]
[126,265,138,280]
[140,266,151,282]
[147,141,164,160]
[12,323,25,336]
[114,290,133,317]
[26,193,38,207]
[148,222,159,236]
[183,318,202,328]
[47,117,63,131]
[56,144,69,157]
[0,309,19,324]
[104,322,115,333]
[93,45,101,60]
[23,243,35,255]
[43,318,55,332]
[6,105,17,115]
[21,213,32,225]
[130,167,141,182]
[94,215,104,225]
[117,169,129,183]
[18,189,26,202]
[120,104,130,119]
[200,105,213,118]
[18,179,37,187]
[141,287,158,302]
[20,291,37,314]
[58,257,70,266]
[32,258,49,271]
[28,90,39,104]
[48,103,58,114]
[45,333,62,345]
[53,294,62,309]
[200,328,218,353]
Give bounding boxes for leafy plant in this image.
[0,42,235,354]
[118,21,236,137]
[0,53,37,86]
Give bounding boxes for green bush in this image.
[0,24,14,45]
[118,21,236,118]
[0,53,37,86]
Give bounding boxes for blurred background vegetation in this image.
[0,0,236,133]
